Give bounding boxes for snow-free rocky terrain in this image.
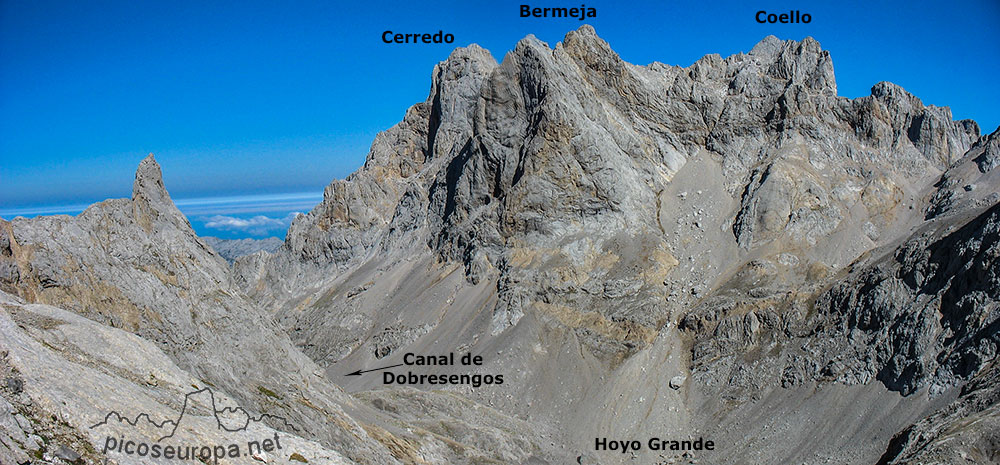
[2,26,999,464]
[204,237,284,263]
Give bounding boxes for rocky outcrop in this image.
[878,361,1000,464]
[683,198,1000,392]
[818,202,1000,396]
[0,290,357,465]
[927,127,1000,219]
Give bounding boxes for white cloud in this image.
[203,213,300,236]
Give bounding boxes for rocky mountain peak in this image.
[430,43,498,100]
[749,34,822,57]
[440,43,497,68]
[131,153,167,203]
[130,153,188,230]
[560,24,617,61]
[744,34,836,95]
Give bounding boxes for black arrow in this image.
[345,363,404,376]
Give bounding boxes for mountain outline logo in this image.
[90,386,298,442]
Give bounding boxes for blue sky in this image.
[2,0,998,238]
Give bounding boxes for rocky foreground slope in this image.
[204,237,284,263]
[2,26,999,464]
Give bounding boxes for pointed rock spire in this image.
[132,153,170,205]
[130,153,187,230]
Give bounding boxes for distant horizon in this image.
[3,1,998,240]
[0,190,322,240]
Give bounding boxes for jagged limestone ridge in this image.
[240,25,984,359]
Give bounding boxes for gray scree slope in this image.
[2,26,998,464]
